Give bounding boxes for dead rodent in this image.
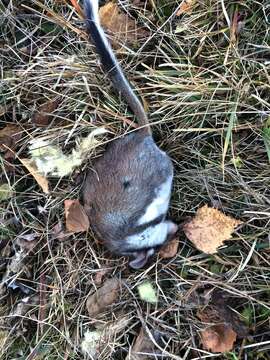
[82,0,177,268]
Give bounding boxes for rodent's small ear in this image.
[129,249,154,269]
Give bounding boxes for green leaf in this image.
[0,183,13,202]
[137,282,158,304]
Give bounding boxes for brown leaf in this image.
[33,99,59,126]
[176,0,196,16]
[127,328,155,360]
[99,2,148,48]
[20,158,49,194]
[200,324,237,353]
[0,124,22,156]
[183,205,242,254]
[64,199,89,232]
[86,278,122,317]
[159,238,179,259]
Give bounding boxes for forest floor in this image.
[0,0,269,359]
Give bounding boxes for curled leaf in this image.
[64,199,90,232]
[183,205,242,254]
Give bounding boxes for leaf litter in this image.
[86,278,123,318]
[196,289,248,353]
[0,232,39,296]
[1,0,269,358]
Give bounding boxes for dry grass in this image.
[0,0,270,359]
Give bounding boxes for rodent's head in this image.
[126,221,178,269]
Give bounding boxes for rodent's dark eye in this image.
[123,180,131,189]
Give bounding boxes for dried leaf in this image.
[0,183,13,202]
[200,324,237,353]
[183,205,242,254]
[176,0,196,16]
[0,124,22,161]
[197,289,248,353]
[137,281,158,304]
[33,99,59,126]
[86,278,122,317]
[159,238,179,259]
[99,2,148,48]
[94,268,112,285]
[128,327,155,360]
[20,158,49,194]
[64,199,89,232]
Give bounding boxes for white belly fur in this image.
[137,175,173,226]
[127,221,169,249]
